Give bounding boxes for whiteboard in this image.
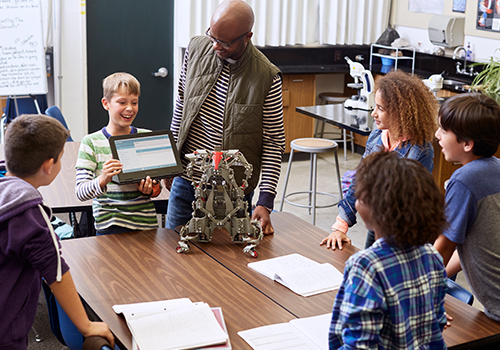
[0,0,48,95]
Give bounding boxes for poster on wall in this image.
[408,0,444,14]
[477,0,500,31]
[453,0,466,13]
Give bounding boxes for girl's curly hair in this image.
[377,71,439,144]
[355,151,447,249]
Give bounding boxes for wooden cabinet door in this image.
[282,74,316,153]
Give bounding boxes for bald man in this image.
[167,0,285,235]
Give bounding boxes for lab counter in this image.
[258,44,476,92]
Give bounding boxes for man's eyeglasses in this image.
[205,28,249,49]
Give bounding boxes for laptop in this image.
[109,129,183,184]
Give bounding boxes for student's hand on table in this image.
[136,176,154,195]
[320,230,351,250]
[99,159,122,189]
[252,205,274,235]
[82,321,115,348]
[444,313,453,329]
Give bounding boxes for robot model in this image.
[176,147,263,257]
[344,56,375,111]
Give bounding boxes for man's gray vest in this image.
[177,36,281,193]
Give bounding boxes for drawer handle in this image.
[292,79,304,82]
[452,162,461,166]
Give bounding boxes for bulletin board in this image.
[0,0,48,96]
[477,0,500,31]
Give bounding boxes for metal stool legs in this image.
[279,140,343,225]
[314,119,354,161]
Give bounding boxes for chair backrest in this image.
[45,106,74,141]
[5,95,48,123]
[42,282,115,350]
[83,336,114,350]
[446,278,474,306]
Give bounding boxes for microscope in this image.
[423,73,444,100]
[344,56,375,111]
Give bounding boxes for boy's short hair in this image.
[355,151,446,249]
[5,114,69,177]
[439,93,500,157]
[102,72,140,101]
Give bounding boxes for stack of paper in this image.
[248,253,344,297]
[113,299,231,350]
[238,313,331,350]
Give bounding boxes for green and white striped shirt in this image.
[75,128,158,231]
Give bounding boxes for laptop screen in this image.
[109,130,183,184]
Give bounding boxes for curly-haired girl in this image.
[321,70,438,250]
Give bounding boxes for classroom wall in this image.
[391,0,500,60]
[39,0,87,142]
[44,0,500,143]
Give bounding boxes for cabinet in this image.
[282,74,316,153]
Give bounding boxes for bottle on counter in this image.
[466,42,474,61]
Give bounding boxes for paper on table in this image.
[238,313,330,350]
[248,253,344,296]
[248,253,320,280]
[274,263,344,296]
[198,308,232,350]
[127,302,228,350]
[130,307,232,350]
[289,314,331,349]
[113,298,193,319]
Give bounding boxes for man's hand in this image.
[320,230,351,250]
[162,177,175,191]
[98,159,122,189]
[252,205,274,235]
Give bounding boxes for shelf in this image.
[369,44,416,74]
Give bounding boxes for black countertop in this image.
[257,44,477,91]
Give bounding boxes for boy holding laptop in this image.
[75,72,161,235]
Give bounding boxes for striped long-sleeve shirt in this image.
[171,47,285,210]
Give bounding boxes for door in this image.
[86,0,174,133]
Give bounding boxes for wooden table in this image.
[193,212,357,319]
[61,229,294,350]
[296,104,374,136]
[62,212,500,349]
[194,212,500,349]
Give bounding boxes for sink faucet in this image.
[453,46,467,75]
[453,46,477,76]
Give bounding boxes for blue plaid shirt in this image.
[329,238,447,350]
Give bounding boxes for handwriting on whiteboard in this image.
[0,0,48,95]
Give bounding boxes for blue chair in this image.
[5,95,48,123]
[42,282,114,350]
[446,278,474,306]
[45,106,74,141]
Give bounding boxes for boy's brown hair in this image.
[376,71,438,145]
[439,93,500,157]
[5,114,69,177]
[102,72,140,101]
[355,151,446,249]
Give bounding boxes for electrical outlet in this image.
[334,50,342,62]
